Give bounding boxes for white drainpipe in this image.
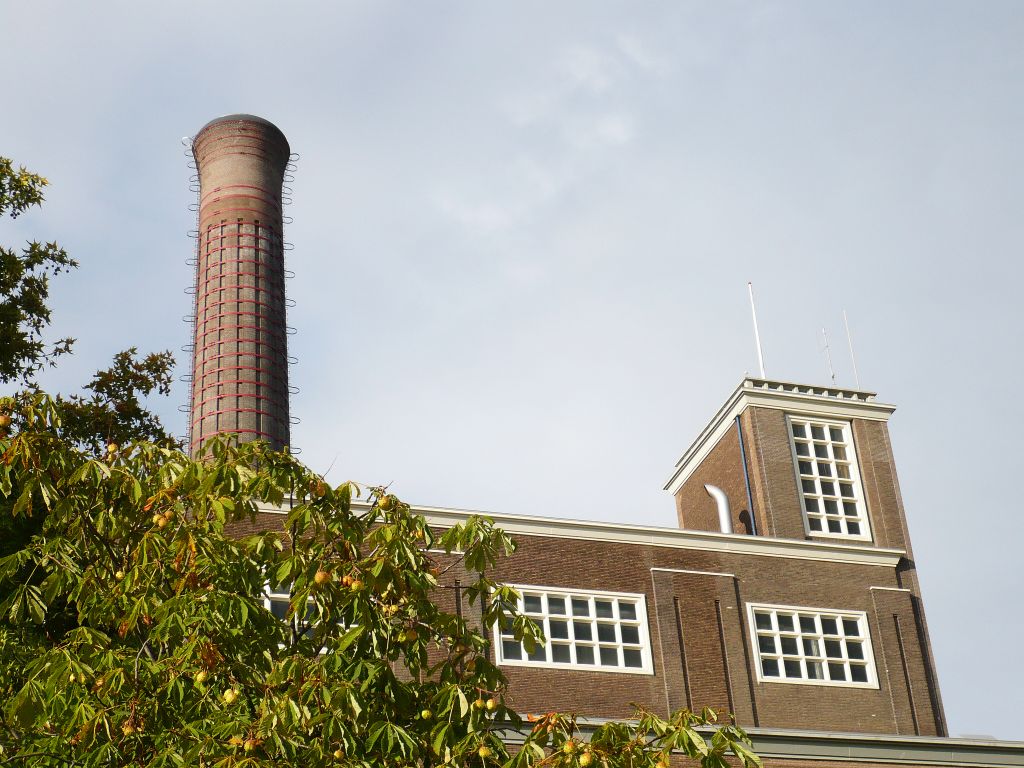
[703,484,733,534]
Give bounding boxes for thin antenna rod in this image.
[843,309,861,389]
[822,328,836,384]
[747,282,766,378]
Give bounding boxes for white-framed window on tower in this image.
[787,416,871,541]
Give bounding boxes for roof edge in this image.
[256,500,906,567]
[664,376,897,494]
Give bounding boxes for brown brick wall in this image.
[684,409,923,554]
[743,408,805,540]
[674,423,755,535]
[233,509,945,736]
[851,419,908,552]
[482,531,943,736]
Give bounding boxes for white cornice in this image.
[742,727,1024,767]
[664,377,897,496]
[261,501,902,568]
[548,722,1024,767]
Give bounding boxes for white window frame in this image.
[264,583,299,622]
[263,583,350,629]
[786,414,872,541]
[493,585,654,675]
[747,602,878,689]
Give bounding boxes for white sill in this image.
[804,528,873,543]
[496,657,654,676]
[755,673,879,690]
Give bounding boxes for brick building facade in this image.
[245,376,1024,765]
[430,378,947,737]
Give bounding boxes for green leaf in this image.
[9,681,44,727]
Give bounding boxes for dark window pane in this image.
[843,502,858,516]
[802,479,816,494]
[784,659,802,678]
[824,639,843,658]
[818,462,832,477]
[547,596,566,615]
[815,444,829,458]
[847,522,861,535]
[808,517,823,531]
[527,643,546,662]
[576,646,595,665]
[802,638,819,656]
[552,644,571,663]
[824,499,839,514]
[840,483,855,498]
[821,618,838,635]
[754,612,773,630]
[523,595,542,613]
[777,614,795,632]
[302,601,317,623]
[502,641,522,661]
[595,600,614,618]
[829,427,844,442]
[619,602,637,621]
[821,481,836,496]
[799,616,816,633]
[799,460,814,475]
[795,442,810,457]
[621,625,640,644]
[828,519,842,533]
[762,658,780,677]
[269,599,289,620]
[792,423,805,438]
[549,620,569,639]
[599,646,619,666]
[758,636,776,654]
[597,623,616,642]
[850,664,868,683]
[805,498,820,513]
[846,641,864,660]
[781,637,798,655]
[812,426,826,440]
[843,619,860,637]
[571,599,590,617]
[623,649,643,668]
[573,621,593,641]
[807,661,823,679]
[827,662,846,681]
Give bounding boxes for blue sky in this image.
[4,1,1023,739]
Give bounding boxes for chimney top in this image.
[194,114,290,154]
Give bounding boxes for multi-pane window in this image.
[263,583,345,626]
[749,604,876,687]
[495,586,653,674]
[264,584,296,621]
[788,417,870,539]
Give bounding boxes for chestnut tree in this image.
[0,158,177,565]
[0,393,761,768]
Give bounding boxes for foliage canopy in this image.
[0,396,760,768]
[0,157,76,386]
[0,157,759,767]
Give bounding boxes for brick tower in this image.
[188,114,292,454]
